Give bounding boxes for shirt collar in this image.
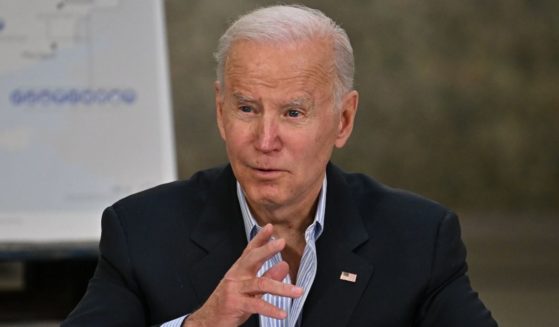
[236,176,327,242]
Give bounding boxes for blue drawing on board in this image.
[9,88,138,106]
[0,18,5,32]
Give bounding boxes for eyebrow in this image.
[231,92,313,109]
[286,97,312,108]
[232,92,256,103]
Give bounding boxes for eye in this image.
[287,109,301,118]
[239,105,253,113]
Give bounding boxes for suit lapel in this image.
[302,164,374,326]
[187,165,258,327]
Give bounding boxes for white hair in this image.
[214,5,354,105]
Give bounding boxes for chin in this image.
[245,187,285,206]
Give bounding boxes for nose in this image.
[254,114,281,153]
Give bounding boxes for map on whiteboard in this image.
[0,0,176,243]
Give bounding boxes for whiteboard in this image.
[0,0,176,243]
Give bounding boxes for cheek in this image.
[224,123,252,152]
[291,128,333,159]
[309,124,339,158]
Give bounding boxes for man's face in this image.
[216,39,357,212]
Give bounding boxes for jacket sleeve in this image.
[62,206,148,327]
[416,211,498,327]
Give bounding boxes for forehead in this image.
[224,38,335,92]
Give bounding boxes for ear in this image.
[215,81,226,141]
[334,90,359,148]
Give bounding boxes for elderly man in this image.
[64,5,497,327]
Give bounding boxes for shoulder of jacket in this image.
[341,169,451,225]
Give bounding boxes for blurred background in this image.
[1,0,557,325]
[167,1,558,326]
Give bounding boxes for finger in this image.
[244,223,274,252]
[262,261,290,282]
[240,237,286,273]
[225,237,285,279]
[242,296,288,320]
[241,277,303,298]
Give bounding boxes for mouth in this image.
[249,166,286,178]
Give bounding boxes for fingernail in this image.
[292,286,304,294]
[268,239,280,249]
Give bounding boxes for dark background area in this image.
[1,1,557,325]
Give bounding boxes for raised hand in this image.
[184,224,303,327]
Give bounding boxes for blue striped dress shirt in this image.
[162,177,326,327]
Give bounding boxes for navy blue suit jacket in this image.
[63,164,497,326]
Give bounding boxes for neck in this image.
[247,190,320,282]
[242,174,325,281]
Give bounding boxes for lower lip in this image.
[251,168,284,179]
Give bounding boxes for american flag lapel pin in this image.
[339,271,357,283]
